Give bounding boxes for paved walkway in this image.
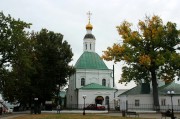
[101,113,180,119]
[1,110,180,119]
[0,114,27,119]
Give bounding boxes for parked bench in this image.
[126,111,139,117]
[161,112,176,119]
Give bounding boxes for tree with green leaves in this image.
[0,12,31,68]
[30,29,75,105]
[0,12,75,108]
[0,12,32,105]
[102,15,180,110]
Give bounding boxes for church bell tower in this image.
[83,11,96,52]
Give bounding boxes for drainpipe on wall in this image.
[77,89,79,106]
[114,89,118,98]
[114,89,118,109]
[75,72,76,89]
[113,64,115,87]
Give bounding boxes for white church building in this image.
[66,15,116,109]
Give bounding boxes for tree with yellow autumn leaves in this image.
[102,15,180,110]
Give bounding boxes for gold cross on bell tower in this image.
[86,11,93,30]
[87,11,92,23]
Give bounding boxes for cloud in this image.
[1,0,180,89]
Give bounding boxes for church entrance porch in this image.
[95,96,104,105]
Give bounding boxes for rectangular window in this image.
[135,100,139,106]
[178,99,180,106]
[161,99,166,106]
[102,79,106,86]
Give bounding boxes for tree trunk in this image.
[151,69,160,111]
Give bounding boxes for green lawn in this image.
[12,113,154,119]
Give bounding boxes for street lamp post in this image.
[34,98,38,114]
[82,95,86,115]
[167,90,175,119]
[56,84,60,105]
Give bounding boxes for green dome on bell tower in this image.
[75,51,108,70]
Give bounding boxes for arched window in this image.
[81,78,85,86]
[102,79,106,86]
[105,96,109,105]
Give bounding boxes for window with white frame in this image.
[135,100,139,106]
[161,99,166,106]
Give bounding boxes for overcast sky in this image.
[1,0,180,89]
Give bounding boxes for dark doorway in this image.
[95,96,104,105]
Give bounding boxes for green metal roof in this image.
[119,83,151,96]
[119,82,180,96]
[79,83,114,90]
[75,51,108,70]
[158,82,180,95]
[119,85,143,96]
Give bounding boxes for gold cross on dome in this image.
[87,11,92,23]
